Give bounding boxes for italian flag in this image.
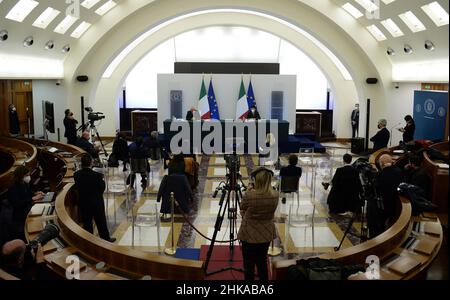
[235,78,248,120]
[198,78,210,119]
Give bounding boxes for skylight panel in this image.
[399,11,426,32]
[381,0,396,4]
[95,0,117,16]
[342,3,364,19]
[70,21,91,38]
[366,24,387,41]
[355,0,379,13]
[5,0,39,23]
[381,18,404,37]
[54,15,78,34]
[81,0,102,9]
[421,1,449,27]
[33,7,60,29]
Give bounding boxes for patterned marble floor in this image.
[95,142,366,261]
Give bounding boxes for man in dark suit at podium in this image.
[246,105,261,120]
[351,104,359,138]
[370,119,390,151]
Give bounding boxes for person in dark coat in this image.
[112,132,129,171]
[144,131,161,161]
[157,174,193,214]
[63,109,78,145]
[398,115,415,144]
[351,103,359,138]
[246,105,261,120]
[128,137,149,188]
[327,154,362,214]
[279,154,303,204]
[403,154,431,198]
[74,154,115,243]
[76,131,99,159]
[370,119,390,151]
[8,104,20,136]
[6,166,44,242]
[168,154,186,175]
[369,154,402,238]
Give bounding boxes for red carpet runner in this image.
[199,245,271,280]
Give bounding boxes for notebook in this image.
[387,256,421,275]
[413,238,439,256]
[423,222,441,236]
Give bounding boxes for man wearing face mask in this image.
[8,104,20,137]
[63,109,78,145]
[246,105,261,120]
[6,166,45,242]
[370,119,390,152]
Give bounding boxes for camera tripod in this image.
[334,203,368,251]
[204,157,246,276]
[79,121,108,157]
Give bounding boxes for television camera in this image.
[85,107,105,123]
[26,223,60,251]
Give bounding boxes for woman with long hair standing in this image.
[238,167,279,280]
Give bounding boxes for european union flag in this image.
[208,80,220,120]
[247,80,256,109]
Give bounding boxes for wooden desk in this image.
[423,142,449,215]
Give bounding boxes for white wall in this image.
[32,80,68,141]
[382,82,420,146]
[157,74,297,132]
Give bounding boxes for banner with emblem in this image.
[413,90,448,141]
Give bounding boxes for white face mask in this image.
[23,176,31,184]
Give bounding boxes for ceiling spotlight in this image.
[0,30,8,42]
[387,47,395,56]
[61,44,71,53]
[45,40,54,50]
[23,36,34,47]
[404,44,413,54]
[425,40,435,51]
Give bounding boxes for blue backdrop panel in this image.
[413,91,448,141]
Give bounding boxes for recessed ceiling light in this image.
[421,1,449,27]
[62,44,71,53]
[33,7,60,29]
[5,0,39,23]
[404,44,413,54]
[81,0,102,9]
[366,25,387,41]
[399,11,426,32]
[355,0,379,13]
[71,21,91,38]
[95,0,117,16]
[387,47,395,56]
[381,18,404,37]
[0,30,8,42]
[45,40,54,50]
[23,36,34,47]
[342,3,363,19]
[54,15,78,34]
[425,40,435,51]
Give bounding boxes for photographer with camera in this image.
[238,167,278,281]
[63,109,78,145]
[327,154,362,214]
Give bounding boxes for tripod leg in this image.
[335,215,354,251]
[94,127,108,157]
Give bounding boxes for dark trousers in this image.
[352,125,358,138]
[241,241,271,281]
[80,202,111,241]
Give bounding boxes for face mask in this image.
[70,112,73,116]
[23,176,31,184]
[251,109,256,113]
[378,124,381,129]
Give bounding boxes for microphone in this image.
[390,122,402,130]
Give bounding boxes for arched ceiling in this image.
[0,0,448,80]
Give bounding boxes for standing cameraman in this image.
[370,154,402,238]
[63,109,78,145]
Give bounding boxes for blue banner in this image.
[413,91,448,141]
